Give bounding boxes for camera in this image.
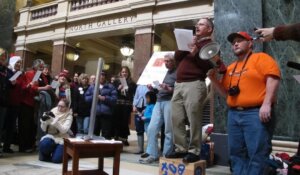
[228,86,240,96]
[41,111,55,121]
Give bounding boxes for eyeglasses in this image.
[58,105,66,108]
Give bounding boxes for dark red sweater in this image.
[175,38,213,83]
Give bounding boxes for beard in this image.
[233,48,246,57]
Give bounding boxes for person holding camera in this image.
[39,99,73,163]
[207,31,281,175]
[255,23,300,42]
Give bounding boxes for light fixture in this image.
[66,51,80,61]
[153,44,161,52]
[120,45,134,57]
[74,51,80,61]
[103,64,110,70]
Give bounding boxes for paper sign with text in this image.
[137,51,174,85]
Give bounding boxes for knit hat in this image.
[59,69,69,78]
[9,56,22,71]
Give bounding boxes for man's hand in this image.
[207,69,217,80]
[133,106,137,112]
[255,27,275,42]
[118,84,123,90]
[259,104,272,123]
[98,95,105,101]
[147,84,153,90]
[44,85,52,90]
[11,80,17,85]
[160,83,170,91]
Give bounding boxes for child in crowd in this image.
[135,91,156,155]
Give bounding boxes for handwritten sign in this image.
[137,51,174,85]
[159,158,205,175]
[161,162,186,175]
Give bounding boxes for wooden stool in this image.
[62,138,123,175]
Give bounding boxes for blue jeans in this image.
[228,108,273,175]
[146,101,173,159]
[76,116,90,134]
[39,138,64,163]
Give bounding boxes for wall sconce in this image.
[103,63,110,70]
[66,51,80,61]
[153,44,161,52]
[74,51,80,61]
[120,45,134,57]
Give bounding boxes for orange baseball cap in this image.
[227,31,252,43]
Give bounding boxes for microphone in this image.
[287,61,300,70]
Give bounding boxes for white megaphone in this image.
[199,42,220,61]
[199,42,226,74]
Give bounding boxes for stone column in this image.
[51,40,66,76]
[133,27,154,81]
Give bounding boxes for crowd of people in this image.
[0,55,139,162]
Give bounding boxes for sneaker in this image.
[3,148,14,153]
[182,153,200,163]
[165,151,187,159]
[139,156,158,164]
[141,153,149,158]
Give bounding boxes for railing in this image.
[31,4,58,20]
[70,0,125,11]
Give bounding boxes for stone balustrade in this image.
[70,0,124,11]
[31,4,58,20]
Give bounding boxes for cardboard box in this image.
[159,157,206,175]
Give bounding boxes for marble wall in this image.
[262,0,300,141]
[0,0,16,51]
[213,0,300,141]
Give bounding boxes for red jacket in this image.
[21,70,39,107]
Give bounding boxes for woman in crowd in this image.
[114,66,136,145]
[39,99,73,163]
[73,73,91,134]
[19,59,51,153]
[2,56,21,153]
[55,70,77,136]
[85,72,117,139]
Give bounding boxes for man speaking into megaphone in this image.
[167,18,220,163]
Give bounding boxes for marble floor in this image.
[0,131,231,175]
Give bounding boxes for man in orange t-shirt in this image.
[208,31,280,175]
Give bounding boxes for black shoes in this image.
[182,153,200,163]
[165,151,200,163]
[140,153,149,158]
[165,151,187,159]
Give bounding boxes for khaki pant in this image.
[171,80,207,155]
